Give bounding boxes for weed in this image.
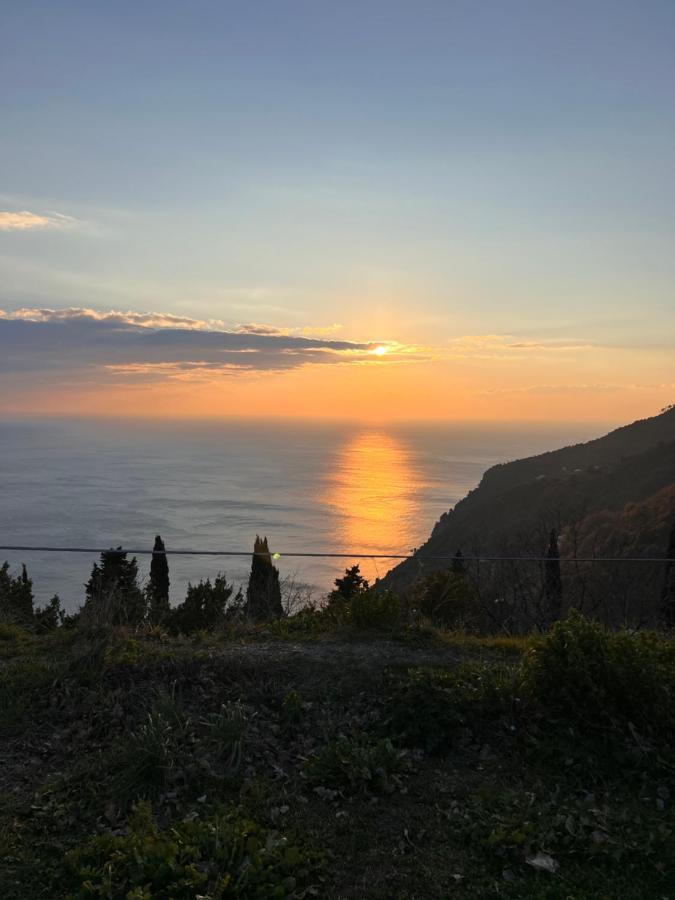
[304,734,409,795]
[112,711,178,802]
[202,700,249,772]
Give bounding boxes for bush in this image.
[413,569,479,628]
[350,588,401,629]
[523,612,675,737]
[33,595,63,633]
[170,575,239,634]
[64,801,322,898]
[304,734,409,795]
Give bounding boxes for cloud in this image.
[0,306,401,387]
[0,210,77,231]
[442,334,597,360]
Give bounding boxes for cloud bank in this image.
[0,306,383,385]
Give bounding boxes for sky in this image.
[1,0,674,422]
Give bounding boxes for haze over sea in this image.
[2,418,606,612]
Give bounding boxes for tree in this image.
[660,519,675,630]
[147,535,170,625]
[244,536,283,621]
[0,561,35,625]
[451,549,467,576]
[544,529,562,622]
[84,548,146,626]
[330,564,369,604]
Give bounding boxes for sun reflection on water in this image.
[322,431,423,580]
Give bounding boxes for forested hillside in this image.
[383,406,675,626]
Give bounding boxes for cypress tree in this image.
[451,549,467,576]
[660,519,675,630]
[244,536,283,621]
[147,535,170,624]
[544,529,562,621]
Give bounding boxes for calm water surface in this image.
[1,418,604,610]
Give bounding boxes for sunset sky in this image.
[1,1,674,421]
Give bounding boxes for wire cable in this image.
[0,545,671,563]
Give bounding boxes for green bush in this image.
[350,588,401,629]
[64,801,322,898]
[523,612,675,737]
[304,734,408,795]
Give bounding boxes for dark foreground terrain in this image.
[1,614,674,900]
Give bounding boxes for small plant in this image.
[202,700,249,771]
[304,734,409,795]
[63,800,322,898]
[112,711,178,802]
[280,690,304,730]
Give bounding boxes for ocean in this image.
[0,418,606,612]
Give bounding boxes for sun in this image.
[371,345,388,356]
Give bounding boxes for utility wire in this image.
[0,545,671,563]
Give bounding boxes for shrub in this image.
[522,612,675,737]
[170,575,239,634]
[33,595,63,633]
[63,801,322,898]
[413,569,479,628]
[304,734,408,795]
[350,588,401,629]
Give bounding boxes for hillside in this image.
[382,406,675,601]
